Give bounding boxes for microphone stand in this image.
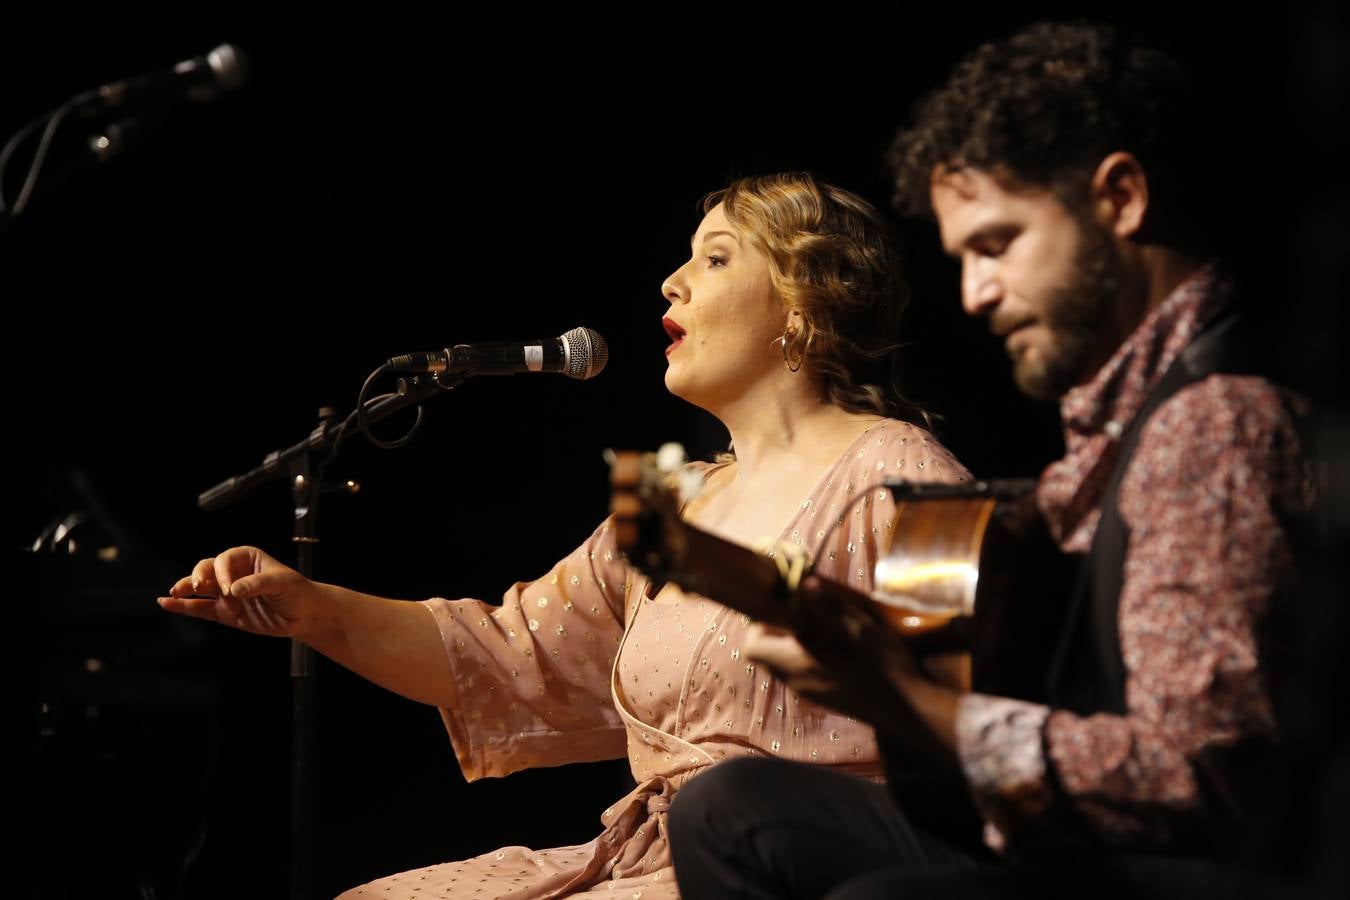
[198,373,461,900]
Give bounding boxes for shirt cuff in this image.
[956,693,1054,851]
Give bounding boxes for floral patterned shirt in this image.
[955,266,1318,853]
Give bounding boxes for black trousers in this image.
[668,756,979,899]
[667,756,1296,900]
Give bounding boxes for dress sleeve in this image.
[422,517,634,780]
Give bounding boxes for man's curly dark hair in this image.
[889,21,1199,235]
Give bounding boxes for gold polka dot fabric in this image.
[341,419,969,898]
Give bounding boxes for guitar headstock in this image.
[605,443,702,584]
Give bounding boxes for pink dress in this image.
[338,419,969,898]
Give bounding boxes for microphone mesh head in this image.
[560,327,608,380]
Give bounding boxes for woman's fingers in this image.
[167,548,269,598]
[157,595,223,623]
[212,546,265,597]
[160,546,303,637]
[229,569,279,601]
[168,574,198,598]
[182,557,222,597]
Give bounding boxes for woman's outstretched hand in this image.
[159,546,318,639]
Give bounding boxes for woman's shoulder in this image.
[846,417,971,485]
[864,416,945,445]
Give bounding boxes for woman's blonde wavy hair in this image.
[702,172,925,423]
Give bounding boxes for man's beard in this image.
[1012,219,1126,403]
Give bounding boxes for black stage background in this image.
[4,3,1347,898]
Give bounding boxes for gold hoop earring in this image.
[778,331,804,373]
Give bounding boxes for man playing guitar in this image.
[668,22,1321,899]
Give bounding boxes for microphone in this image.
[89,44,247,112]
[387,326,609,380]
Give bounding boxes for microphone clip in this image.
[396,372,464,396]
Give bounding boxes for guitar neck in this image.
[608,447,975,642]
[637,516,795,628]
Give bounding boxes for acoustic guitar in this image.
[607,445,1068,700]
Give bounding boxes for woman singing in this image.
[159,172,969,897]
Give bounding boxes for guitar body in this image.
[874,480,1072,697]
[964,496,1075,702]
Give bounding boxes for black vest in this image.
[1047,311,1248,716]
